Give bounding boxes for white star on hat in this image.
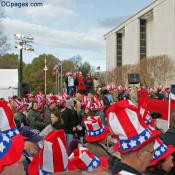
[129,140,137,148]
[161,147,166,152]
[95,131,99,135]
[122,142,128,149]
[145,131,151,138]
[92,160,98,167]
[155,150,161,156]
[138,136,145,144]
[0,143,5,153]
[8,131,14,137]
[2,135,10,143]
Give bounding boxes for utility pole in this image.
[14,33,34,97]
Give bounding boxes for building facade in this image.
[105,0,175,71]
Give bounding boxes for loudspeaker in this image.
[128,73,140,84]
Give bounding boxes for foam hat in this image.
[84,116,109,142]
[12,98,29,111]
[150,137,175,166]
[68,146,108,173]
[92,98,106,111]
[0,132,24,172]
[0,100,23,138]
[139,102,155,127]
[106,100,160,153]
[28,130,71,175]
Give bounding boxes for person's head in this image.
[33,101,40,110]
[50,110,62,125]
[121,140,155,173]
[159,155,174,172]
[87,93,93,101]
[0,154,26,175]
[24,141,39,157]
[75,93,82,102]
[65,98,74,109]
[49,102,57,109]
[171,110,175,127]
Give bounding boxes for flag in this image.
[96,66,100,70]
[52,64,59,76]
[170,84,175,100]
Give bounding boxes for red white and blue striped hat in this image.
[139,103,155,127]
[12,98,29,111]
[0,100,21,138]
[0,132,24,172]
[106,100,160,153]
[84,116,109,142]
[92,98,106,111]
[28,130,70,175]
[81,94,88,107]
[150,137,175,166]
[111,82,117,91]
[69,146,108,173]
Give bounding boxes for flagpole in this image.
[44,57,48,95]
[168,93,171,129]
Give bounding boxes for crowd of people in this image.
[0,77,174,175]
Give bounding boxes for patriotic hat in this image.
[0,100,21,138]
[34,94,45,110]
[66,71,72,77]
[69,147,108,173]
[26,93,34,101]
[105,84,111,91]
[81,94,88,107]
[62,92,70,100]
[28,129,70,175]
[150,137,175,166]
[12,98,29,111]
[139,103,155,127]
[45,96,57,106]
[92,99,106,111]
[111,82,117,91]
[0,132,24,172]
[84,116,109,142]
[106,100,160,153]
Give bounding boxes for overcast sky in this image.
[1,0,152,70]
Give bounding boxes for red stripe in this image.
[116,109,138,138]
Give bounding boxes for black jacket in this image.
[112,159,142,175]
[62,108,76,134]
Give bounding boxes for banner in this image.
[137,90,175,121]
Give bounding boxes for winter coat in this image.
[27,109,45,131]
[112,159,142,175]
[78,76,85,91]
[61,107,76,134]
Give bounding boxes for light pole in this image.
[14,33,34,97]
[58,61,62,93]
[44,57,48,95]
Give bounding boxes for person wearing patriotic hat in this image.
[84,116,116,172]
[0,100,25,174]
[44,95,58,126]
[27,100,45,131]
[146,137,175,175]
[106,100,160,175]
[69,146,108,173]
[28,129,72,175]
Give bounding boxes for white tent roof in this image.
[0,69,18,88]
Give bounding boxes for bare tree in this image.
[0,8,9,55]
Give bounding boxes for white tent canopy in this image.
[0,69,18,99]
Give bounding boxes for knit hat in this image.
[84,116,109,142]
[106,100,160,153]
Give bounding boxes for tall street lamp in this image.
[14,33,34,97]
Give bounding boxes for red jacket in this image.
[78,75,85,91]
